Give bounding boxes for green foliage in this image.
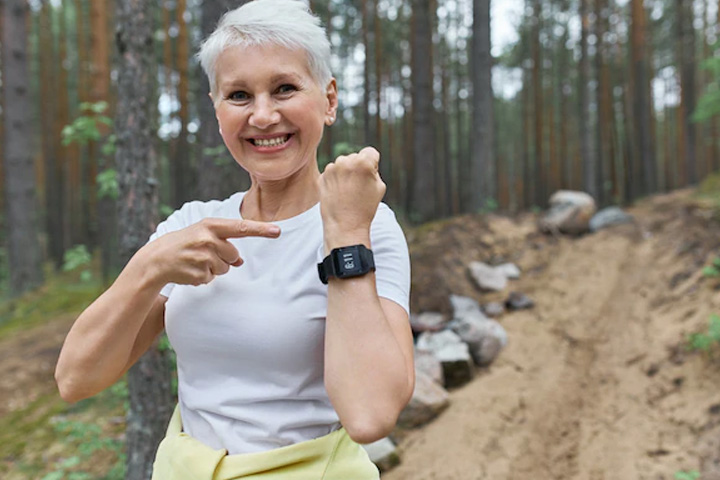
[0,270,101,338]
[160,204,175,220]
[688,314,720,352]
[478,198,499,214]
[674,470,700,480]
[41,417,124,480]
[61,102,112,146]
[62,245,93,283]
[97,168,119,200]
[203,145,232,166]
[702,257,720,278]
[694,55,720,123]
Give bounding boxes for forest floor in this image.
[2,186,720,479]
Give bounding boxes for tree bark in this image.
[631,0,656,195]
[677,0,697,184]
[579,0,598,201]
[173,0,194,207]
[410,0,436,221]
[1,0,44,296]
[471,0,495,211]
[115,0,173,478]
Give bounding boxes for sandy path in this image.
[385,199,720,479]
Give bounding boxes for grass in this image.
[0,266,102,339]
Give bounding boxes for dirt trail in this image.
[386,190,720,480]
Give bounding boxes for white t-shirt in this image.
[147,192,410,454]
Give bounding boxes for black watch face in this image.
[335,246,364,277]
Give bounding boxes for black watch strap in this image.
[317,244,375,284]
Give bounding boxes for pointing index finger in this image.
[207,219,281,239]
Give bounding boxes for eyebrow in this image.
[219,72,304,90]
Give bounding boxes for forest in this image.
[2,0,720,478]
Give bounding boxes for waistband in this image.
[151,405,380,480]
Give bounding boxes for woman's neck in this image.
[240,163,321,222]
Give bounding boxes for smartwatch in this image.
[317,244,375,284]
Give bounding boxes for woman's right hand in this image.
[139,218,281,287]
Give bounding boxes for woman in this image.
[55,0,413,478]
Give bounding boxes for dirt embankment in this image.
[387,189,720,480]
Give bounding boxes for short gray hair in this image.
[198,0,332,99]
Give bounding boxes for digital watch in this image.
[317,244,375,284]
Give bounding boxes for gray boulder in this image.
[397,370,450,428]
[539,190,597,235]
[468,261,508,292]
[414,349,444,385]
[362,437,400,472]
[496,263,521,279]
[505,291,534,311]
[410,312,448,333]
[416,330,475,388]
[450,295,483,319]
[449,312,508,366]
[483,302,505,318]
[589,206,634,232]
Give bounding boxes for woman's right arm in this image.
[55,248,169,403]
[55,218,281,403]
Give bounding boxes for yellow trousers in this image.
[151,406,380,480]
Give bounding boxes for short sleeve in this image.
[370,204,411,315]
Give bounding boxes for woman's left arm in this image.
[320,147,415,445]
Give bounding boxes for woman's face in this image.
[213,43,337,183]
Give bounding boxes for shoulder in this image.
[150,192,244,240]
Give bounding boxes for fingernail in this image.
[269,226,281,235]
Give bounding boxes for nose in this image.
[248,94,280,129]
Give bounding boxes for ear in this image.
[324,78,338,126]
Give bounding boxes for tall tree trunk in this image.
[173,0,193,207]
[410,0,436,221]
[115,1,173,478]
[2,0,44,296]
[362,0,372,145]
[595,0,613,205]
[532,0,545,205]
[631,0,656,195]
[90,0,117,281]
[579,0,597,200]
[677,0,697,184]
[39,0,64,268]
[471,0,495,210]
[196,0,250,202]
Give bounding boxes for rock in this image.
[468,261,508,292]
[483,302,505,318]
[410,312,448,333]
[397,370,450,428]
[362,437,400,472]
[416,331,475,388]
[449,311,508,366]
[539,190,597,235]
[450,295,483,319]
[495,263,521,279]
[506,291,535,310]
[415,349,444,385]
[589,206,634,232]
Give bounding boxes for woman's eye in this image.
[277,84,297,94]
[228,91,249,101]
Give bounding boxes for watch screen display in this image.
[335,246,364,277]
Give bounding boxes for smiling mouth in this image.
[249,135,291,147]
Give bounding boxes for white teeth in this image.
[253,135,289,147]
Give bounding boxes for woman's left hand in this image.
[318,147,386,249]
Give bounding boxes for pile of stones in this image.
[363,261,534,472]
